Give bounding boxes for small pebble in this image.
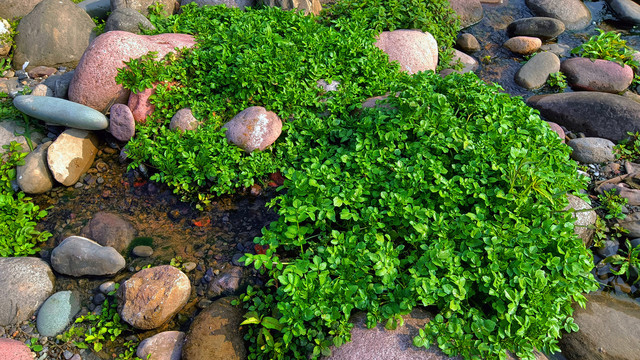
[132,245,153,257]
[232,253,244,266]
[63,350,74,359]
[99,281,116,294]
[183,262,197,272]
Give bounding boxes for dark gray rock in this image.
[206,266,248,298]
[81,212,136,253]
[526,92,640,142]
[43,70,76,99]
[456,33,480,53]
[51,236,126,277]
[567,137,616,164]
[105,8,156,34]
[559,293,640,360]
[36,291,81,337]
[0,0,42,20]
[515,51,560,89]
[618,212,640,237]
[507,17,565,41]
[0,257,55,326]
[13,0,96,70]
[525,0,591,30]
[77,0,112,20]
[605,0,640,25]
[181,0,256,10]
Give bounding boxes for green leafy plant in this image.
[546,71,567,92]
[571,29,640,69]
[0,141,51,256]
[602,239,640,284]
[27,337,43,352]
[59,284,143,359]
[598,189,628,220]
[169,255,186,270]
[614,131,640,162]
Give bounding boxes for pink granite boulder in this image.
[546,121,565,142]
[108,104,136,141]
[561,57,634,93]
[0,338,35,360]
[68,31,196,113]
[375,30,438,74]
[128,81,178,124]
[223,106,282,152]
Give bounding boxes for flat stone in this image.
[605,0,640,25]
[0,338,35,360]
[507,17,565,41]
[561,57,634,94]
[223,106,282,152]
[118,265,190,329]
[567,137,616,163]
[36,291,81,337]
[51,236,126,277]
[525,0,591,30]
[13,95,109,130]
[0,120,45,152]
[108,103,136,141]
[565,194,596,248]
[16,141,55,194]
[503,36,542,55]
[0,257,55,326]
[80,212,136,253]
[375,30,438,74]
[132,245,153,257]
[47,129,99,186]
[526,92,640,142]
[136,331,185,360]
[28,66,57,79]
[515,51,560,89]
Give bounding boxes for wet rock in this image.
[110,0,179,16]
[618,212,640,237]
[561,57,634,93]
[507,17,565,41]
[181,0,256,10]
[567,137,616,164]
[515,51,560,89]
[43,70,75,99]
[181,297,247,360]
[81,212,136,253]
[374,30,438,74]
[540,43,571,57]
[525,0,591,30]
[456,33,480,53]
[99,281,117,294]
[13,0,96,70]
[206,266,248,298]
[137,331,185,360]
[0,0,41,21]
[0,338,35,360]
[559,293,640,360]
[526,92,640,142]
[108,103,136,141]
[170,108,200,131]
[132,245,153,257]
[449,0,483,28]
[77,0,112,19]
[325,308,457,360]
[223,106,282,152]
[16,141,55,194]
[51,236,126,277]
[13,95,109,130]
[0,257,55,327]
[68,31,196,112]
[263,0,321,15]
[596,240,619,258]
[105,8,156,34]
[118,265,190,330]
[0,120,45,153]
[36,291,81,337]
[605,0,640,25]
[546,121,565,142]
[503,36,542,55]
[47,129,99,186]
[565,194,596,247]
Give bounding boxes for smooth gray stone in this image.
[43,71,75,99]
[515,51,560,89]
[13,95,109,130]
[77,0,111,19]
[36,291,81,337]
[507,17,565,40]
[605,0,640,25]
[567,137,616,164]
[51,236,126,277]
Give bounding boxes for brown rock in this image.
[223,106,282,152]
[456,33,480,53]
[16,141,54,194]
[128,81,177,123]
[118,265,191,330]
[503,36,542,55]
[262,0,321,15]
[546,121,565,142]
[374,30,438,74]
[137,331,185,360]
[0,338,35,360]
[68,31,196,112]
[46,129,99,186]
[28,66,57,79]
[81,212,136,253]
[181,297,247,360]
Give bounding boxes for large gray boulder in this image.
[13,0,96,71]
[51,236,126,277]
[0,257,55,326]
[559,293,640,360]
[104,8,156,34]
[525,0,591,30]
[526,92,640,142]
[0,0,42,20]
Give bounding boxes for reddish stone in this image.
[223,106,282,152]
[68,31,196,113]
[375,30,438,74]
[546,121,565,142]
[28,66,57,79]
[108,104,136,141]
[0,338,35,360]
[128,82,178,124]
[561,57,634,93]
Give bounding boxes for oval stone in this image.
[13,95,109,130]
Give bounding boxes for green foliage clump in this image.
[546,71,567,92]
[238,73,597,359]
[321,0,460,71]
[571,29,639,69]
[614,131,640,162]
[0,141,51,256]
[602,239,640,284]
